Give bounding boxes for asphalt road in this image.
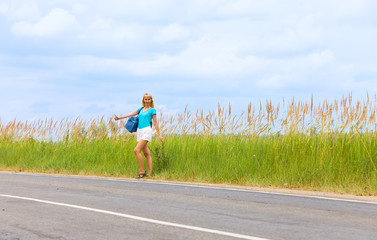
[1,172,377,240]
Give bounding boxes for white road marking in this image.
[0,194,269,240]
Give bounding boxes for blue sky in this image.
[1,0,377,122]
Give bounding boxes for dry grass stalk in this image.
[1,93,376,141]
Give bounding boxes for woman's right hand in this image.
[114,114,120,121]
[158,135,163,142]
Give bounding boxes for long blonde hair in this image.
[142,93,155,108]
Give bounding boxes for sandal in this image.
[136,172,146,179]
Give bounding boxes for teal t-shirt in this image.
[137,107,156,129]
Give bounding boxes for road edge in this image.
[1,170,376,203]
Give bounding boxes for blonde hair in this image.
[142,93,155,108]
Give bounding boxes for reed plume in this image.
[1,92,376,141]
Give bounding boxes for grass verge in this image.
[1,133,376,196]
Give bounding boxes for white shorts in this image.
[137,127,153,142]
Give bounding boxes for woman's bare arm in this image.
[153,114,163,142]
[114,110,139,120]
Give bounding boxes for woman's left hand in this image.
[158,135,163,142]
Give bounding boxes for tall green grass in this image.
[0,132,376,195]
[154,133,377,194]
[1,93,377,195]
[0,136,137,176]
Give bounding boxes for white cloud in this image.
[333,0,375,19]
[58,41,334,84]
[12,3,42,21]
[164,38,260,77]
[306,50,334,67]
[77,17,138,45]
[71,3,88,15]
[2,0,377,121]
[154,23,190,42]
[216,0,279,16]
[11,8,81,37]
[256,50,335,88]
[77,37,264,77]
[256,75,290,88]
[0,1,10,16]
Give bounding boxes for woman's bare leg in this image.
[143,144,152,175]
[134,140,148,173]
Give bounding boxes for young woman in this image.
[114,93,163,179]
